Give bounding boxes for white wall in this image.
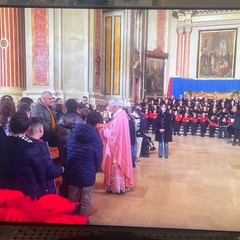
[61,9,90,99]
[166,12,178,80]
[147,10,157,51]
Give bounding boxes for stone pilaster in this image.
[0,8,25,101]
[183,24,192,78]
[176,25,184,76]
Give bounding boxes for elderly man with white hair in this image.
[100,99,134,194]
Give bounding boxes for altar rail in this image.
[167,77,240,99]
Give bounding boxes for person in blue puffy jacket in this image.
[66,110,103,216]
[27,117,64,194]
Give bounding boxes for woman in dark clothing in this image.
[0,95,16,135]
[182,112,190,136]
[66,110,103,216]
[190,112,199,136]
[199,112,208,137]
[173,110,182,136]
[232,109,240,146]
[155,104,173,159]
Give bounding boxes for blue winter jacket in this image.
[66,123,103,187]
[30,138,64,194]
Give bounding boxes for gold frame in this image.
[197,29,237,79]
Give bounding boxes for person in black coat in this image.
[56,98,85,197]
[57,98,84,166]
[0,125,8,188]
[78,96,94,110]
[66,110,103,216]
[155,104,173,159]
[232,109,240,146]
[123,108,137,168]
[5,113,50,200]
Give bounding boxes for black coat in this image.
[30,138,63,194]
[66,123,103,187]
[5,136,49,199]
[0,126,8,188]
[155,112,173,143]
[129,117,136,146]
[232,111,240,130]
[56,112,84,165]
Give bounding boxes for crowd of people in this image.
[0,93,135,221]
[136,94,240,145]
[1,91,240,221]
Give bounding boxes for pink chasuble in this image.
[101,110,134,193]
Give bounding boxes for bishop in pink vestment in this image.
[101,100,134,194]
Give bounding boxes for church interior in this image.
[1,3,240,240]
[1,8,240,107]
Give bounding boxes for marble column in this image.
[176,25,184,77]
[156,10,167,51]
[183,25,192,78]
[0,8,25,100]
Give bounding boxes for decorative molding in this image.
[32,8,49,86]
[94,10,102,91]
[195,9,240,14]
[185,25,192,33]
[176,25,185,34]
[172,10,197,18]
[156,10,167,52]
[173,9,240,18]
[145,48,168,59]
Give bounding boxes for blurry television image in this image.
[1,0,240,239]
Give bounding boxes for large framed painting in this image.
[145,48,168,96]
[197,29,237,79]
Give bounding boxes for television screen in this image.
[0,0,240,239]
